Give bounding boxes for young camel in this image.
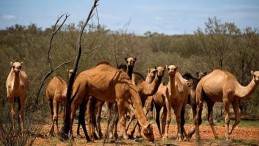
[69,62,154,142]
[195,69,259,141]
[45,69,74,136]
[6,61,28,133]
[163,65,189,141]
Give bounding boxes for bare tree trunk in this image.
[61,0,99,140]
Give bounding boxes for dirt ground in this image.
[31,120,259,146]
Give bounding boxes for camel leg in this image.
[195,100,203,141]
[174,108,183,141]
[9,97,16,132]
[161,106,166,135]
[52,98,59,135]
[18,97,25,133]
[162,100,171,140]
[155,105,162,137]
[207,99,217,139]
[48,98,55,136]
[187,104,196,139]
[224,101,231,140]
[229,100,241,135]
[96,101,104,139]
[78,97,91,141]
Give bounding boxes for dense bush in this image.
[0,17,258,145]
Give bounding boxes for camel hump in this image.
[95,61,113,67]
[53,75,66,83]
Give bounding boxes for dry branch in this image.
[61,0,99,140]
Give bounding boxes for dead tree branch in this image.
[61,0,99,140]
[35,14,70,106]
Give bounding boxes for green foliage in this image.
[0,17,259,145]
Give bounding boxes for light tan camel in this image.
[163,65,189,140]
[147,83,167,137]
[6,61,28,133]
[45,69,73,136]
[70,62,154,142]
[195,69,259,141]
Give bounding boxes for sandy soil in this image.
[31,120,259,146]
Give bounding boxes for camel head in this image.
[196,71,207,79]
[166,65,178,76]
[141,123,154,142]
[10,61,23,74]
[67,69,74,79]
[251,71,259,84]
[156,66,165,78]
[125,57,136,67]
[147,67,157,81]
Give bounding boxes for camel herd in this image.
[5,59,259,143]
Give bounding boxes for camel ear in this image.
[10,62,13,66]
[147,68,150,73]
[134,57,137,62]
[251,71,254,75]
[196,72,199,77]
[165,65,168,70]
[154,66,157,70]
[125,58,127,61]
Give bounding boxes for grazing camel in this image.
[81,57,138,140]
[69,62,154,142]
[195,69,259,141]
[45,69,73,136]
[163,65,189,140]
[6,61,28,133]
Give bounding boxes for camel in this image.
[182,72,207,120]
[147,83,167,137]
[162,65,189,140]
[45,69,74,136]
[195,69,259,141]
[69,62,154,142]
[126,66,165,138]
[6,61,28,133]
[79,57,138,140]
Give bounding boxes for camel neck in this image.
[12,71,20,89]
[142,74,162,96]
[169,74,177,95]
[236,79,258,99]
[130,85,149,127]
[127,66,133,79]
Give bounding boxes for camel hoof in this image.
[162,135,168,140]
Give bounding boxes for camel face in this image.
[11,62,23,73]
[125,57,136,67]
[196,72,207,79]
[148,68,157,79]
[67,69,74,79]
[156,66,165,77]
[141,124,155,142]
[252,71,259,83]
[166,65,178,76]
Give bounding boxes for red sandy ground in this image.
[32,120,259,146]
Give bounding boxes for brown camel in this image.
[195,69,259,141]
[70,62,154,142]
[81,57,138,140]
[163,65,189,140]
[45,69,73,136]
[6,61,28,133]
[182,72,207,120]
